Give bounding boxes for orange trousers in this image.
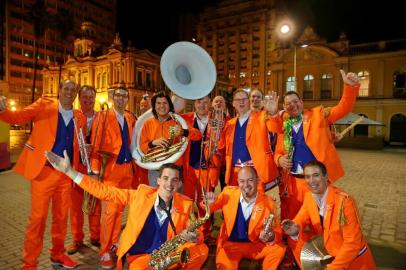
[21,166,72,270]
[100,162,133,256]
[70,183,101,242]
[216,241,286,270]
[279,174,309,220]
[127,242,209,270]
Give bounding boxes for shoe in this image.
[100,253,115,269]
[50,254,79,269]
[67,241,85,255]
[110,243,119,254]
[90,239,101,247]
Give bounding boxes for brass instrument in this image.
[141,113,187,163]
[132,41,217,171]
[82,102,111,214]
[263,213,274,236]
[148,195,211,270]
[73,117,91,175]
[300,236,334,270]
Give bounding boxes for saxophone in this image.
[148,197,210,270]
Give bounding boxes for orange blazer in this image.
[78,176,195,270]
[293,186,376,270]
[274,84,359,182]
[210,186,283,248]
[90,109,135,172]
[218,111,278,185]
[0,98,84,180]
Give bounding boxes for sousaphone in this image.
[132,41,217,170]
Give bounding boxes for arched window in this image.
[357,70,370,97]
[354,113,368,136]
[321,73,333,99]
[286,76,295,92]
[303,74,314,99]
[393,70,406,98]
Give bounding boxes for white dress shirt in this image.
[58,103,74,126]
[114,109,125,130]
[239,194,257,221]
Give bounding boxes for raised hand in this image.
[263,91,280,115]
[278,155,293,170]
[340,69,360,86]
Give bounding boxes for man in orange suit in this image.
[139,91,200,186]
[68,85,101,254]
[90,87,135,269]
[0,80,81,269]
[217,89,279,188]
[182,96,218,238]
[282,160,376,270]
[272,70,360,221]
[45,152,209,270]
[206,167,285,269]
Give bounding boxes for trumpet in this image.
[82,102,111,215]
[73,117,91,175]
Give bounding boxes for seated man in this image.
[282,160,376,270]
[45,151,208,270]
[206,167,286,270]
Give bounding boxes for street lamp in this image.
[278,21,307,92]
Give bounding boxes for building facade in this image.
[0,0,117,108]
[42,22,164,116]
[195,0,406,144]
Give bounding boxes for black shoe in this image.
[90,239,101,247]
[67,242,85,255]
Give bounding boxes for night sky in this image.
[116,0,404,54]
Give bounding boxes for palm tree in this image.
[25,0,52,103]
[52,8,74,85]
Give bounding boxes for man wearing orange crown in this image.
[90,87,136,269]
[0,80,83,269]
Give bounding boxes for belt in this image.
[234,160,254,168]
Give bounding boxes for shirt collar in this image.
[312,189,328,215]
[239,193,257,205]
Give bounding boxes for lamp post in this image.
[278,22,307,92]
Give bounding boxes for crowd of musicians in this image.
[0,69,377,270]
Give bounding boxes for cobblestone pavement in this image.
[0,148,405,269]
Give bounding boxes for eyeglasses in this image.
[233,97,249,103]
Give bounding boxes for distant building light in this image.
[280,24,291,34]
[9,100,16,106]
[11,106,17,111]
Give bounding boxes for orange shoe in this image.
[100,253,115,269]
[50,254,79,269]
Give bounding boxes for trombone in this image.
[82,102,111,215]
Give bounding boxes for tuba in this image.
[132,41,217,170]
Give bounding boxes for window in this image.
[303,74,314,99]
[393,70,406,98]
[146,72,152,89]
[96,74,101,89]
[320,73,333,99]
[137,70,143,88]
[357,70,370,97]
[286,76,295,92]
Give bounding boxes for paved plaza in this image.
[0,148,405,269]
